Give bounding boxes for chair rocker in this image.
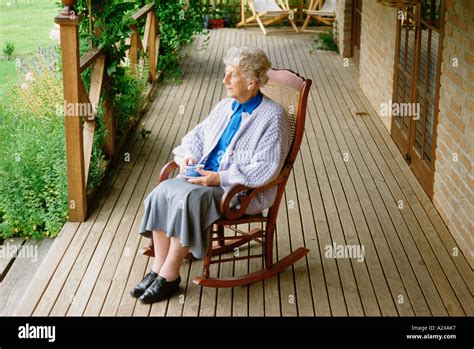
[142,69,312,288]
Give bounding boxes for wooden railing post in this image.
[52,3,159,222]
[129,28,139,70]
[103,84,116,160]
[148,8,157,82]
[55,8,88,222]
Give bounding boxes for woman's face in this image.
[223,65,255,103]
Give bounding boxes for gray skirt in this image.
[139,177,224,259]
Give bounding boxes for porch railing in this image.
[56,1,160,221]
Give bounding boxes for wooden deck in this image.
[10,28,473,317]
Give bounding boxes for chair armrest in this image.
[219,164,292,220]
[159,161,179,183]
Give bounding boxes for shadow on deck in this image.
[6,28,473,317]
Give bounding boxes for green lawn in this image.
[0,0,58,98]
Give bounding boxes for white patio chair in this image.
[300,0,336,33]
[237,0,299,36]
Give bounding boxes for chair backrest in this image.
[260,69,312,166]
[251,0,283,13]
[320,0,336,12]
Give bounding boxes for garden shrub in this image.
[2,42,15,61]
[0,49,107,240]
[311,30,339,53]
[0,1,205,240]
[155,0,206,81]
[0,51,68,239]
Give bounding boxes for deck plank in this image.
[344,70,474,301]
[0,238,25,282]
[105,83,191,315]
[215,33,239,316]
[181,29,228,317]
[343,76,472,316]
[294,42,418,316]
[265,34,298,318]
[115,83,189,317]
[319,49,471,315]
[275,36,316,317]
[280,35,379,316]
[228,30,250,319]
[258,33,284,318]
[8,29,472,317]
[28,71,167,317]
[313,50,453,316]
[292,42,422,313]
[146,31,226,315]
[288,39,398,316]
[72,78,185,316]
[198,28,230,318]
[297,46,365,316]
[0,238,52,316]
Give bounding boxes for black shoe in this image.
[139,276,181,304]
[130,270,158,298]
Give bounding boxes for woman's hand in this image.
[187,169,220,186]
[180,157,197,174]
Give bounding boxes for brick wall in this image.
[335,0,353,58]
[433,0,474,268]
[336,1,397,130]
[335,0,473,267]
[357,1,397,130]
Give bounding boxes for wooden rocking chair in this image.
[142,69,312,288]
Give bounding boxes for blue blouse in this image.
[204,91,263,172]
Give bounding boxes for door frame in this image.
[409,1,446,198]
[390,1,446,198]
[391,6,418,158]
[351,0,362,65]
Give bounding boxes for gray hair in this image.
[223,46,272,87]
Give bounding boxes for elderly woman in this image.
[131,46,290,304]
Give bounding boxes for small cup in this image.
[185,164,204,177]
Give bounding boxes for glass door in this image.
[391,0,445,197]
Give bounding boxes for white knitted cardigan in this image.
[173,95,291,214]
